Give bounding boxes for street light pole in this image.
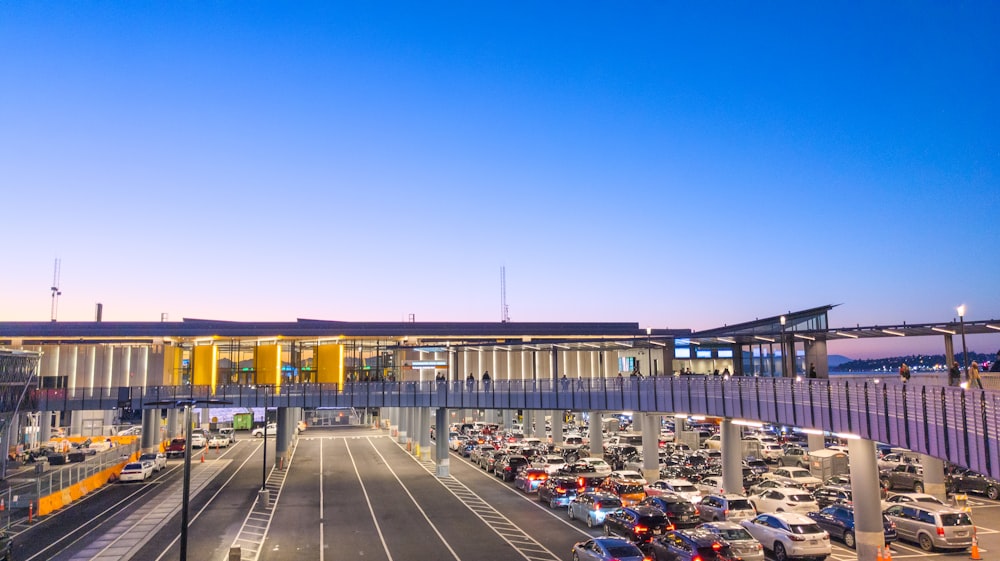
[958,305,970,377]
[180,404,192,561]
[780,315,788,378]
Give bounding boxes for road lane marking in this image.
[345,439,397,561]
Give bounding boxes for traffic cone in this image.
[970,533,982,560]
[884,545,892,561]
[201,450,205,463]
[876,546,884,561]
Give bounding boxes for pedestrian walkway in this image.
[57,460,230,561]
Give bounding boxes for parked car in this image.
[190,432,207,448]
[946,467,1000,500]
[568,492,623,528]
[881,492,946,510]
[808,503,896,549]
[694,476,728,497]
[881,464,924,492]
[252,423,278,438]
[812,485,852,509]
[603,505,672,543]
[514,468,549,493]
[538,475,579,508]
[534,454,568,474]
[219,427,237,444]
[646,528,740,561]
[883,503,974,551]
[697,494,757,523]
[138,452,167,472]
[577,457,613,476]
[165,438,186,459]
[778,446,809,468]
[640,494,699,528]
[119,461,153,482]
[749,487,818,515]
[763,467,822,491]
[570,537,647,561]
[740,513,831,561]
[207,433,230,448]
[747,479,806,496]
[697,521,765,561]
[646,479,701,504]
[496,455,530,481]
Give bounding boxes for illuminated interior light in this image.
[794,334,815,341]
[552,344,570,350]
[648,340,666,347]
[732,419,763,428]
[931,327,956,335]
[835,432,861,440]
[582,342,601,348]
[882,329,905,337]
[835,331,859,339]
[987,325,1000,331]
[523,345,539,350]
[800,428,824,436]
[689,415,706,421]
[615,341,633,347]
[753,336,775,343]
[717,337,736,344]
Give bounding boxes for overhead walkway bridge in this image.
[31,376,1000,479]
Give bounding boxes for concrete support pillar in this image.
[590,412,604,457]
[65,346,78,393]
[167,408,179,439]
[720,420,744,494]
[642,413,660,482]
[943,335,956,368]
[419,408,431,460]
[808,434,825,452]
[275,407,290,468]
[398,407,409,445]
[523,410,535,437]
[552,411,564,446]
[921,454,947,501]
[435,408,450,477]
[803,340,828,378]
[69,411,83,437]
[102,346,114,389]
[522,351,532,381]
[199,407,210,430]
[848,438,886,561]
[40,411,53,443]
[141,409,160,452]
[121,346,132,388]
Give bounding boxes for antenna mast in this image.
[500,266,510,323]
[50,258,62,322]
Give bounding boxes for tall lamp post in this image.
[779,315,789,378]
[958,305,969,377]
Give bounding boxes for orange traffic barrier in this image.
[971,534,982,560]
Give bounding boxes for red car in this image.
[165,438,186,459]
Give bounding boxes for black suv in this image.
[639,495,699,528]
[496,455,530,481]
[813,485,853,508]
[646,528,740,561]
[603,506,671,543]
[947,467,1000,500]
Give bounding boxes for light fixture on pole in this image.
[957,305,969,376]
[145,397,231,561]
[779,315,788,378]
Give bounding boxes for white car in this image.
[703,434,723,450]
[533,454,567,474]
[609,470,646,483]
[252,423,278,438]
[578,457,612,476]
[119,461,153,482]
[695,476,727,496]
[646,478,702,503]
[759,443,785,461]
[189,433,207,448]
[740,513,831,561]
[764,467,823,491]
[138,452,167,471]
[750,487,819,514]
[207,433,230,448]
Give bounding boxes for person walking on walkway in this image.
[948,361,962,386]
[899,363,911,383]
[968,361,983,389]
[991,351,1000,373]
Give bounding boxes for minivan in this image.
[698,493,757,522]
[883,503,974,551]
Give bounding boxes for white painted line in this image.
[345,439,396,561]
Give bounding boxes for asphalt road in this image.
[8,426,1000,561]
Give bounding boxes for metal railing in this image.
[4,440,138,510]
[30,376,1000,479]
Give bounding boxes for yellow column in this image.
[316,344,345,387]
[255,344,282,391]
[192,345,218,392]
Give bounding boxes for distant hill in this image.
[831,352,995,373]
[828,355,852,367]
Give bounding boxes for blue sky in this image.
[1,2,997,358]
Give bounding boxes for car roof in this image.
[699,520,744,530]
[675,528,726,545]
[768,512,816,523]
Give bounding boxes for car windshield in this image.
[789,494,814,502]
[940,513,973,526]
[716,528,753,541]
[789,523,824,535]
[666,502,696,515]
[637,515,667,526]
[619,484,645,494]
[597,499,622,509]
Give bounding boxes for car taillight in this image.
[556,487,566,493]
[692,556,703,561]
[937,526,945,536]
[789,534,806,541]
[723,509,729,516]
[711,542,722,551]
[634,525,647,533]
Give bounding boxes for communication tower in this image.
[500,266,510,323]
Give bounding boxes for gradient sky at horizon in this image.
[2,2,998,360]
